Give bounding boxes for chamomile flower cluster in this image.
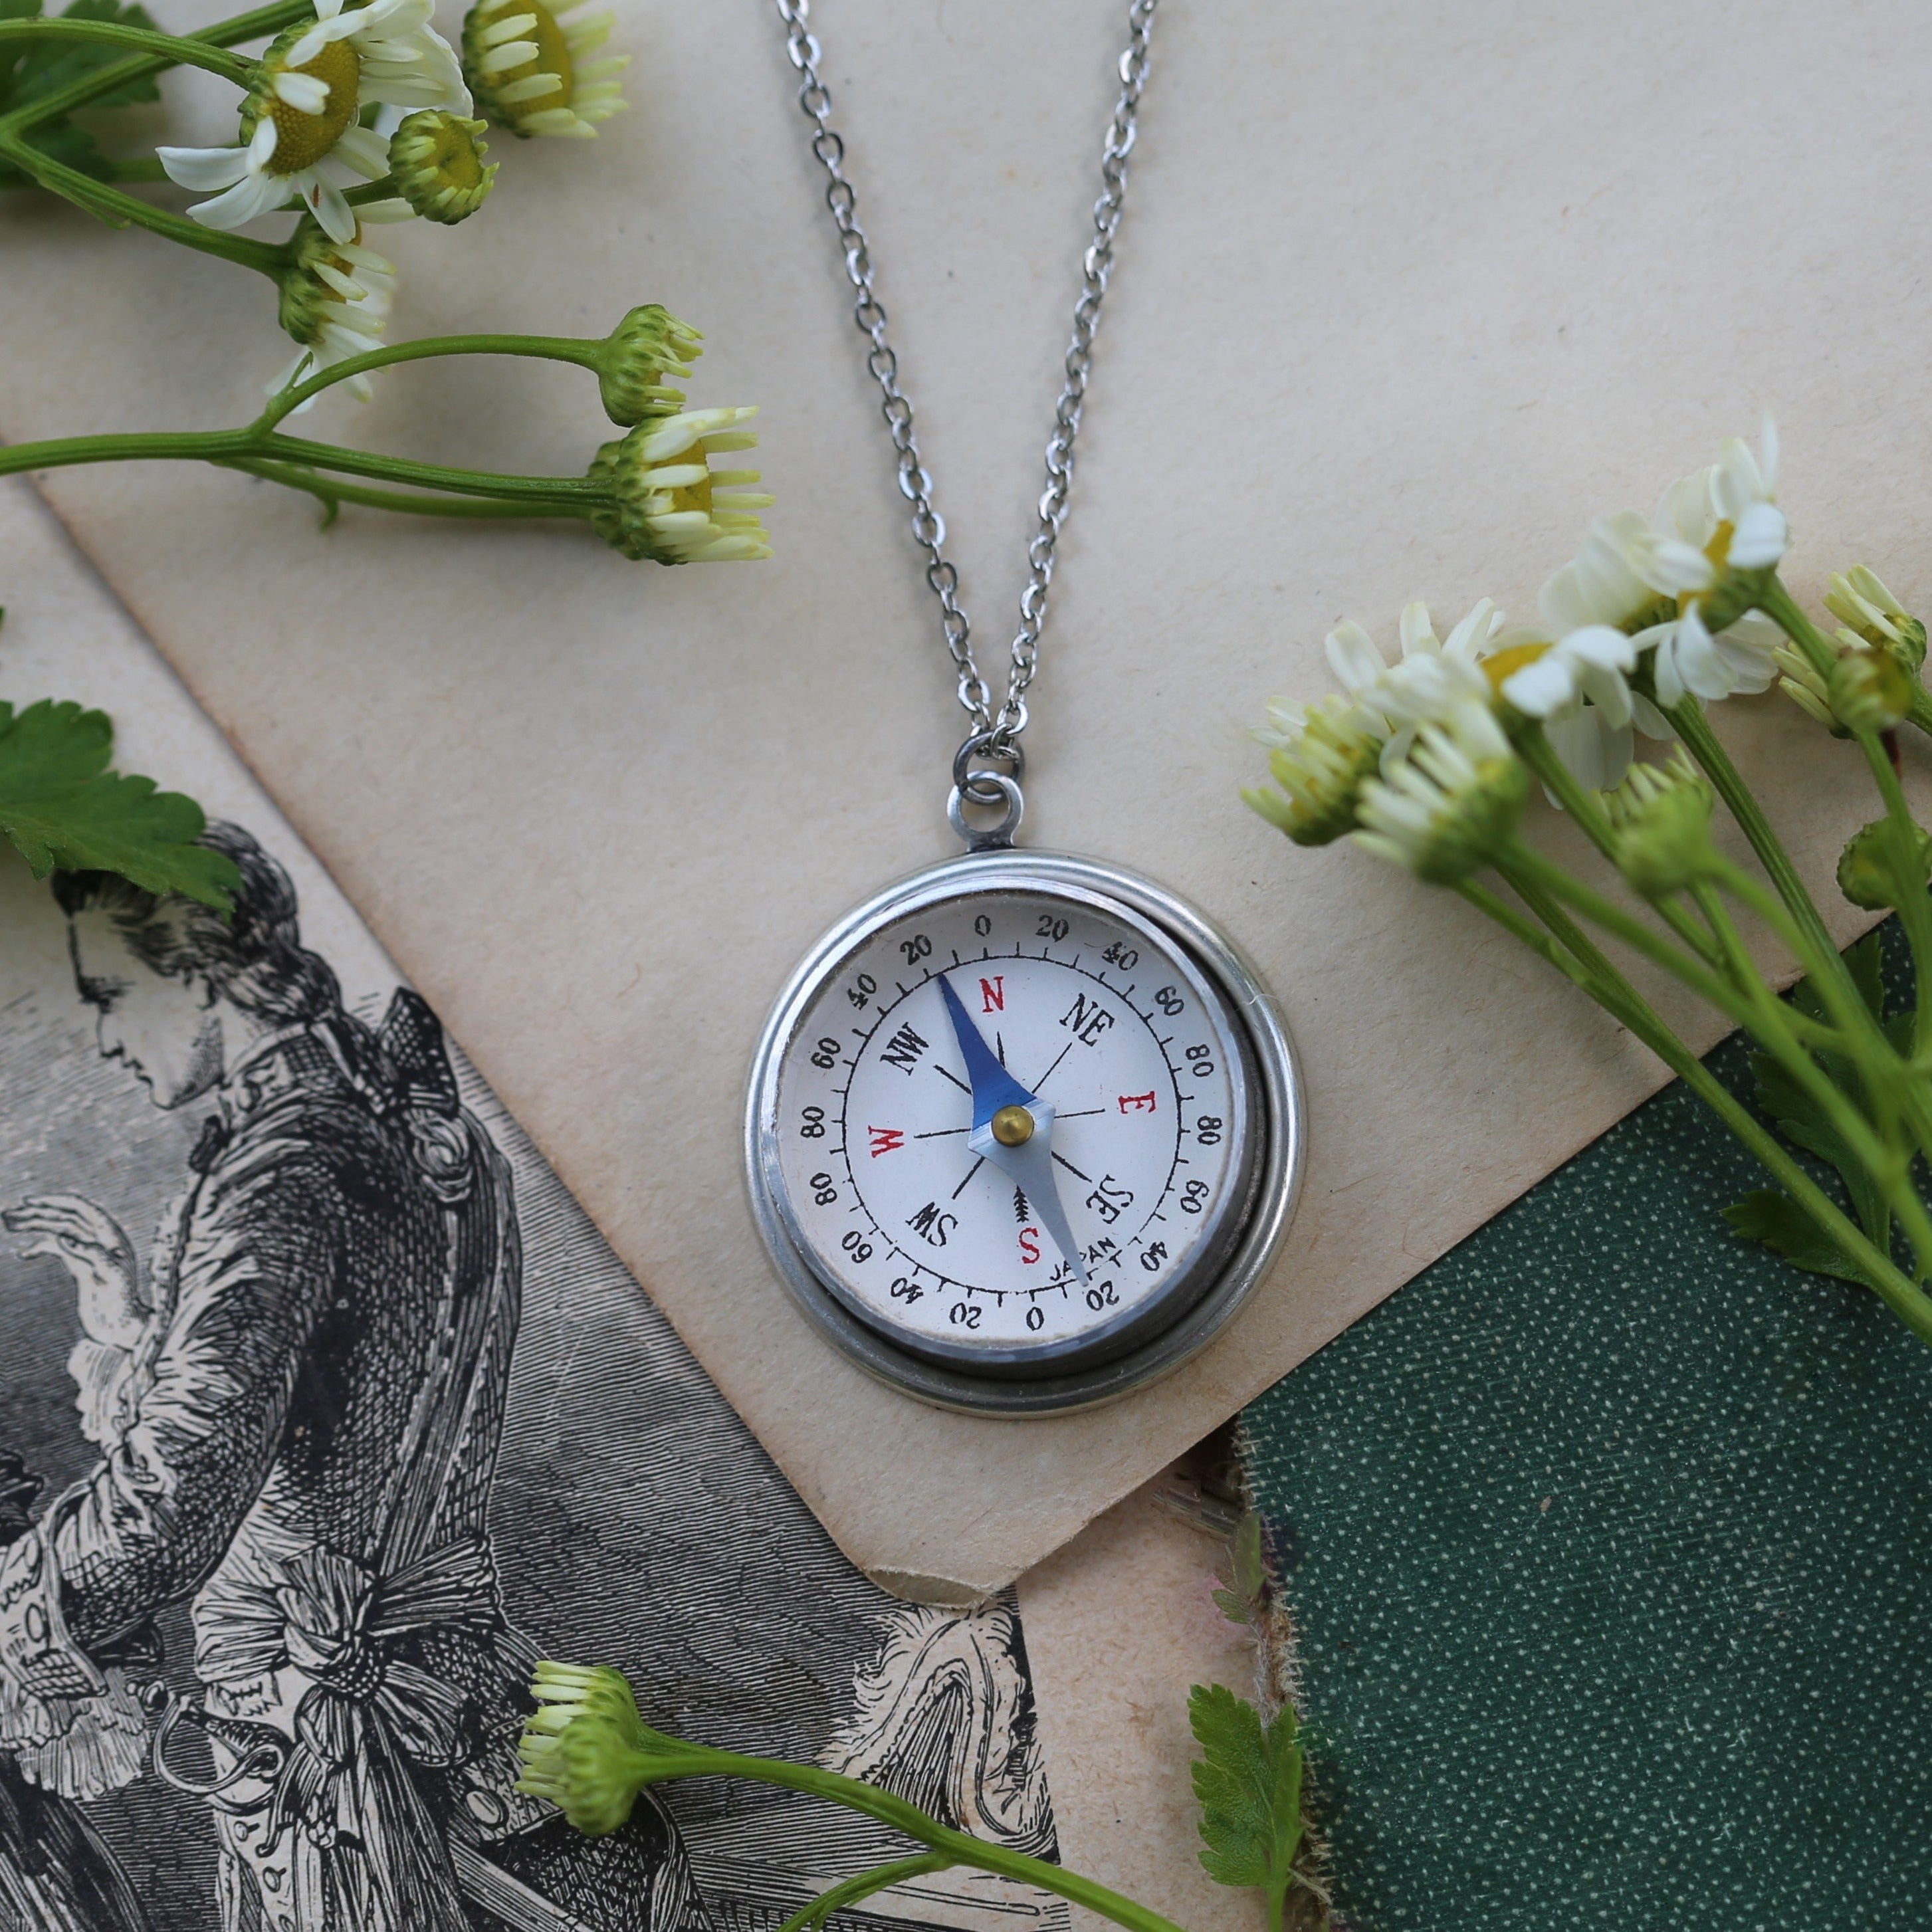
[149,0,629,402]
[1247,420,1915,883]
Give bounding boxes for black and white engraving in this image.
[0,823,1064,1932]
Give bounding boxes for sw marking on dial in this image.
[773,889,1245,1362]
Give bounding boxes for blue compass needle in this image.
[935,974,1089,1288]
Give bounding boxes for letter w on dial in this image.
[935,976,1089,1287]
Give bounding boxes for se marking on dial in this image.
[775,891,1241,1354]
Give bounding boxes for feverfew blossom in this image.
[1628,423,1788,707]
[463,0,628,138]
[1246,692,1386,847]
[1354,698,1528,884]
[1494,625,1641,793]
[1324,598,1505,771]
[272,217,395,404]
[158,0,468,245]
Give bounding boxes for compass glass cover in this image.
[764,881,1257,1375]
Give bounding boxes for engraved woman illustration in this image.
[0,825,699,1932]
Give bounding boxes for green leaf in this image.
[1722,1190,1875,1288]
[0,698,237,909]
[1846,929,1886,1023]
[1746,1039,1890,1248]
[1188,1682,1304,1911]
[1212,1511,1267,1626]
[0,0,161,189]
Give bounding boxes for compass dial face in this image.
[762,879,1259,1376]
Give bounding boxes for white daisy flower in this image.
[590,408,774,564]
[1246,691,1387,847]
[270,217,395,407]
[1324,598,1505,768]
[158,0,469,245]
[1353,697,1529,884]
[463,0,627,139]
[1541,424,1786,716]
[1473,631,1632,795]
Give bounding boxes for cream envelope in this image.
[2,0,1927,1603]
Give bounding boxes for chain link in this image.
[776,0,1156,766]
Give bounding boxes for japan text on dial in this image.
[746,852,1303,1415]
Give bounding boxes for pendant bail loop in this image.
[949,730,1025,850]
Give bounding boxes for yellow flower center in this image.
[493,0,574,120]
[260,37,361,174]
[430,120,488,191]
[1482,641,1550,697]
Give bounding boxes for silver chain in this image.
[776,0,1157,777]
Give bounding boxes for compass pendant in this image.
[746,849,1304,1415]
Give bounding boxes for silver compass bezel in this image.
[744,848,1305,1417]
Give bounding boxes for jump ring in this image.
[947,774,1024,851]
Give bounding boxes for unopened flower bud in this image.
[1606,753,1719,899]
[1826,566,1927,673]
[518,1662,694,1838]
[596,305,702,427]
[388,110,496,224]
[518,1713,642,1836]
[1836,818,1932,912]
[1828,643,1913,734]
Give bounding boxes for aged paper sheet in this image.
[3,0,1929,1600]
[0,476,1075,1932]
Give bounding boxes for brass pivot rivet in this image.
[990,1104,1035,1147]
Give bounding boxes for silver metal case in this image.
[745,849,1305,1416]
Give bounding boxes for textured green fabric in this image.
[1241,933,1932,1932]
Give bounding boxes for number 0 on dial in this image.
[746,851,1303,1415]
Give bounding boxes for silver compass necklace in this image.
[748,0,1305,1416]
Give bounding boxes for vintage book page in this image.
[0,480,1073,1932]
[2,0,1928,1599]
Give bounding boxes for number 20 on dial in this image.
[746,852,1303,1416]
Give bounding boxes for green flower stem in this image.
[1753,574,1838,682]
[1513,721,1725,968]
[0,131,284,273]
[1505,839,1932,1266]
[1749,571,1932,1051]
[0,0,305,135]
[775,1854,955,1932]
[1854,728,1932,1051]
[0,17,256,88]
[0,0,305,272]
[1705,855,1932,1173]
[1498,839,1749,1020]
[1689,879,1932,1277]
[1664,692,1874,1027]
[1454,878,1598,994]
[259,333,605,426]
[1478,868,1932,1341]
[0,154,169,186]
[618,1741,1190,1932]
[216,457,597,522]
[0,427,601,509]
